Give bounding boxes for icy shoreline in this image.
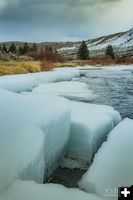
[0,66,132,200]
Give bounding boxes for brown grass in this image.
[0,57,133,76]
[53,62,76,68]
[76,57,133,66]
[0,61,41,76]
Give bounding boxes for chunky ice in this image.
[32,81,97,102]
[65,101,121,166]
[0,89,70,193]
[78,118,133,200]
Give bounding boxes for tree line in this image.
[0,42,38,55]
[0,41,115,60]
[0,42,50,55]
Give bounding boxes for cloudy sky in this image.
[0,0,133,42]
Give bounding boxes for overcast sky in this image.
[0,0,133,42]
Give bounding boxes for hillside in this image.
[58,28,133,58]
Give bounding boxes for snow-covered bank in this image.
[32,81,97,102]
[0,89,70,193]
[78,118,133,200]
[65,102,121,166]
[0,180,104,200]
[0,70,80,92]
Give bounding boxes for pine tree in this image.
[2,43,8,53]
[54,48,58,54]
[77,40,89,60]
[18,46,24,55]
[105,45,115,59]
[22,42,30,54]
[31,43,37,52]
[9,42,17,54]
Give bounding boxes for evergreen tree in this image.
[45,46,53,52]
[2,43,8,53]
[18,46,24,55]
[0,46,1,51]
[31,43,37,52]
[105,45,115,59]
[23,42,30,54]
[77,40,89,60]
[54,48,58,54]
[9,42,17,54]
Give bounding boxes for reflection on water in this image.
[80,69,133,119]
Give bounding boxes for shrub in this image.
[40,60,54,71]
[18,55,33,61]
[27,50,66,62]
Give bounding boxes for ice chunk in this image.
[0,70,80,93]
[65,101,121,165]
[0,89,70,193]
[0,125,45,194]
[32,81,97,102]
[78,118,133,200]
[0,180,105,200]
[0,74,36,93]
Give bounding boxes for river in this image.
[80,68,133,119]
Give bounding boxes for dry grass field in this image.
[0,61,41,75]
[0,61,76,76]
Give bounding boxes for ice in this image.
[65,101,121,165]
[0,70,80,93]
[32,70,80,84]
[0,180,105,200]
[0,125,45,194]
[78,118,133,200]
[104,64,133,72]
[0,74,36,93]
[0,89,70,193]
[32,81,97,102]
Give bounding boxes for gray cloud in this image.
[0,0,132,42]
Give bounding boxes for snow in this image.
[0,70,80,93]
[65,101,121,165]
[0,180,105,200]
[104,64,133,71]
[88,29,133,50]
[32,81,97,102]
[58,44,78,52]
[78,118,133,200]
[0,89,70,193]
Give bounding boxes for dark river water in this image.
[80,68,133,119]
